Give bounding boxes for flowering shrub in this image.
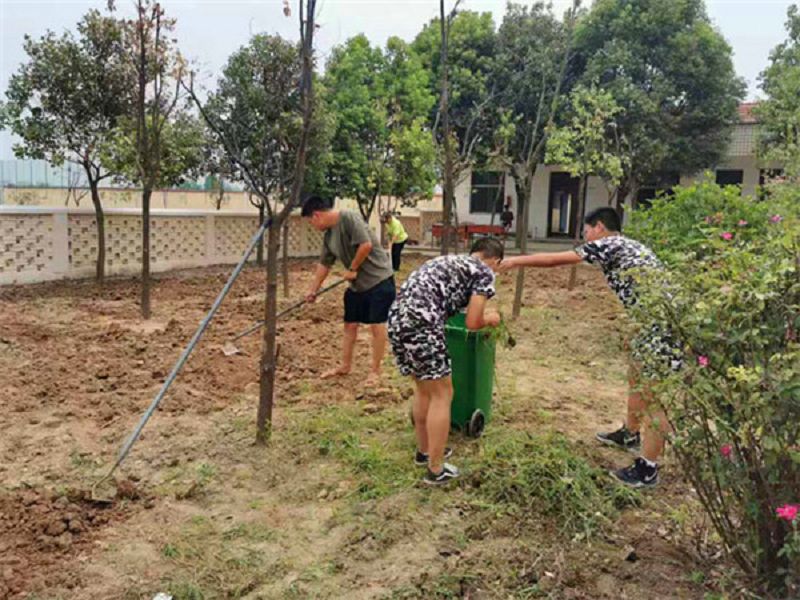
[627,181,800,594]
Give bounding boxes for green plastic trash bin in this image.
[445,312,496,437]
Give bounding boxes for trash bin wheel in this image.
[467,410,485,438]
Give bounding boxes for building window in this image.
[715,170,744,187]
[470,172,504,214]
[636,172,680,208]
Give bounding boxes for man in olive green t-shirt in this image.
[302,196,395,385]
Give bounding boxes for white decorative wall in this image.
[0,207,324,286]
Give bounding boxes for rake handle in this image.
[229,278,346,344]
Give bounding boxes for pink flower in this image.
[720,444,732,459]
[770,214,783,224]
[776,504,799,522]
[697,355,709,368]
[721,232,733,241]
[738,220,748,227]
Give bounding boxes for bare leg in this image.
[627,365,645,433]
[641,381,668,462]
[412,378,430,454]
[366,323,388,384]
[425,377,454,473]
[322,322,358,379]
[631,369,668,462]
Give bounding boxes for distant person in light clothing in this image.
[383,212,409,272]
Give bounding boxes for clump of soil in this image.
[0,487,135,599]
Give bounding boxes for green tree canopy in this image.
[0,9,134,281]
[101,111,205,189]
[199,34,332,209]
[573,0,745,205]
[545,84,625,194]
[411,10,498,169]
[322,34,436,219]
[756,4,800,178]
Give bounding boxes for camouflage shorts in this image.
[630,323,684,378]
[387,305,451,381]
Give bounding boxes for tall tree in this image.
[0,9,133,282]
[756,4,800,179]
[545,83,624,288]
[116,0,187,319]
[323,34,436,221]
[205,34,303,267]
[573,0,745,212]
[186,1,323,443]
[198,34,332,266]
[494,1,580,317]
[412,8,499,253]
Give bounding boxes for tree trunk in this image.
[512,178,531,319]
[282,219,290,298]
[256,203,265,267]
[216,183,224,210]
[488,174,504,228]
[514,195,525,249]
[616,181,631,223]
[85,172,106,283]
[439,0,454,257]
[256,223,281,445]
[255,0,317,443]
[567,174,588,290]
[141,186,152,319]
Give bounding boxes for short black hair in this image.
[584,207,621,232]
[470,236,504,260]
[301,195,330,217]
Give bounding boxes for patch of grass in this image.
[165,580,206,600]
[295,380,314,398]
[69,449,97,470]
[228,415,251,433]
[196,462,216,483]
[387,572,480,599]
[222,522,276,543]
[465,429,640,539]
[159,515,276,598]
[289,404,417,500]
[248,498,264,510]
[690,570,706,585]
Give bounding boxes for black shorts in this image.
[344,277,396,324]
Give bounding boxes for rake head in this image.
[222,341,241,356]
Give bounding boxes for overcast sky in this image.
[1,0,796,159]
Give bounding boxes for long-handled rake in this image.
[221,278,346,356]
[90,217,273,503]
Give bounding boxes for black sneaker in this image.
[414,447,453,466]
[611,458,659,488]
[596,425,641,451]
[422,463,460,486]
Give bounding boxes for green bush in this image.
[627,181,800,595]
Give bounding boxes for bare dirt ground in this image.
[0,255,731,599]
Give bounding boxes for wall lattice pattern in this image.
[0,214,53,275]
[0,208,334,285]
